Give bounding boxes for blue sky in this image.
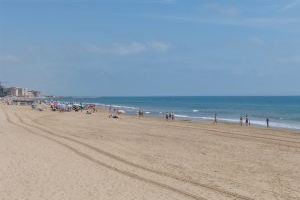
[1,0,300,96]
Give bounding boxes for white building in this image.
[7,87,27,97]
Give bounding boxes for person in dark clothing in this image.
[266,118,270,128]
[240,116,243,126]
[214,113,217,124]
[245,115,249,126]
[171,112,175,120]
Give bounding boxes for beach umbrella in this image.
[117,110,126,114]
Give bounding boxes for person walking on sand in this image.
[214,113,217,124]
[240,116,243,126]
[266,118,270,128]
[171,112,175,120]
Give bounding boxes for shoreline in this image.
[7,96,300,132]
[3,95,300,133]
[2,95,300,132]
[1,103,300,199]
[50,96,300,131]
[97,107,300,133]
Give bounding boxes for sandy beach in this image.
[1,104,300,200]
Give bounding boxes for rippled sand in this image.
[0,104,299,200]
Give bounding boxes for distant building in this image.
[0,82,9,97]
[1,83,41,98]
[25,90,34,98]
[7,87,27,97]
[25,90,41,98]
[7,87,18,96]
[18,87,27,97]
[32,90,41,97]
[0,83,6,97]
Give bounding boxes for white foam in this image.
[175,115,300,130]
[174,114,190,118]
[111,105,138,110]
[249,120,300,130]
[92,103,106,106]
[56,99,300,131]
[174,115,213,120]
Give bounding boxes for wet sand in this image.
[0,104,300,200]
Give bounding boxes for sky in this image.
[0,0,300,96]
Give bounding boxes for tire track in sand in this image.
[162,123,300,150]
[16,111,255,200]
[1,107,208,200]
[33,113,300,150]
[126,116,300,144]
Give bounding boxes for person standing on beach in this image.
[245,115,249,126]
[214,113,217,124]
[166,113,169,121]
[240,116,243,126]
[266,118,270,128]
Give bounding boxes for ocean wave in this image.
[53,97,300,131]
[89,103,139,110]
[174,115,300,130]
[111,105,139,110]
[91,103,106,106]
[174,114,190,118]
[174,115,214,120]
[248,120,300,130]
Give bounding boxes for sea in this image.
[51,96,300,131]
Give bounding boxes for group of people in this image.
[108,105,122,119]
[49,102,97,114]
[214,113,270,128]
[138,109,144,117]
[239,115,270,127]
[240,115,251,126]
[165,112,175,121]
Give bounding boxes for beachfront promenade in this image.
[0,104,300,200]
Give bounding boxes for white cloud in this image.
[148,41,170,52]
[283,0,300,11]
[113,42,147,55]
[204,4,240,17]
[0,54,21,65]
[160,0,175,4]
[278,55,300,64]
[249,37,265,46]
[139,0,175,4]
[83,41,170,56]
[142,14,299,30]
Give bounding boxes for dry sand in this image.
[0,104,300,200]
